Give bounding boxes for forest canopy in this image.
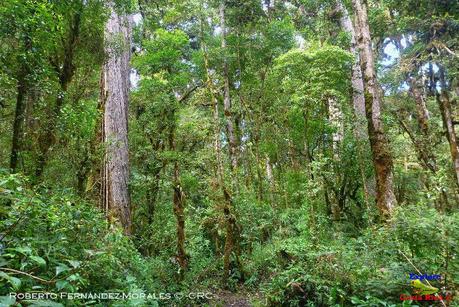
[0,0,459,306]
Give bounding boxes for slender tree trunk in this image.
[352,0,397,217]
[10,32,34,174]
[337,0,372,208]
[169,126,187,273]
[100,4,132,235]
[327,95,343,220]
[201,19,240,284]
[327,96,343,160]
[212,83,234,285]
[265,154,275,203]
[254,135,264,201]
[410,76,430,136]
[265,155,274,189]
[437,66,459,189]
[408,75,437,172]
[287,139,300,171]
[10,67,28,173]
[220,2,238,171]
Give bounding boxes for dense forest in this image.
[0,0,458,306]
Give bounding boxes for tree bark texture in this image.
[352,0,397,217]
[336,0,374,208]
[220,2,238,171]
[100,4,132,235]
[437,67,459,189]
[169,124,187,272]
[10,62,29,173]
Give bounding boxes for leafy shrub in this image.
[252,203,459,306]
[0,172,159,306]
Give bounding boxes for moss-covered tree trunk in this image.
[220,2,238,171]
[352,0,397,217]
[337,0,373,209]
[437,66,459,190]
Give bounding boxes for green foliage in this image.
[0,172,159,306]
[251,204,459,306]
[1,0,459,306]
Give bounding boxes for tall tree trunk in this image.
[327,95,343,220]
[100,4,132,235]
[352,0,397,217]
[169,126,187,274]
[437,66,459,189]
[10,65,29,173]
[327,96,343,160]
[201,19,240,284]
[409,75,437,172]
[220,2,238,171]
[337,0,372,209]
[410,76,430,136]
[10,30,34,173]
[265,155,274,189]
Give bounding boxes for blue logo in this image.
[409,273,441,281]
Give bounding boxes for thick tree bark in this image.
[100,4,132,235]
[437,66,459,189]
[352,0,397,217]
[220,2,238,171]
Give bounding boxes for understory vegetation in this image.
[1,171,458,306]
[1,0,459,306]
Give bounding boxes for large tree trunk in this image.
[337,1,366,133]
[100,4,132,235]
[336,0,373,208]
[437,66,459,189]
[352,0,397,217]
[220,2,238,171]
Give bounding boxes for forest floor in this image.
[212,290,261,306]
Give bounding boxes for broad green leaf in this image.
[67,260,80,268]
[55,263,70,276]
[0,257,9,267]
[0,295,16,306]
[55,280,69,291]
[30,256,46,267]
[9,246,32,255]
[0,271,21,290]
